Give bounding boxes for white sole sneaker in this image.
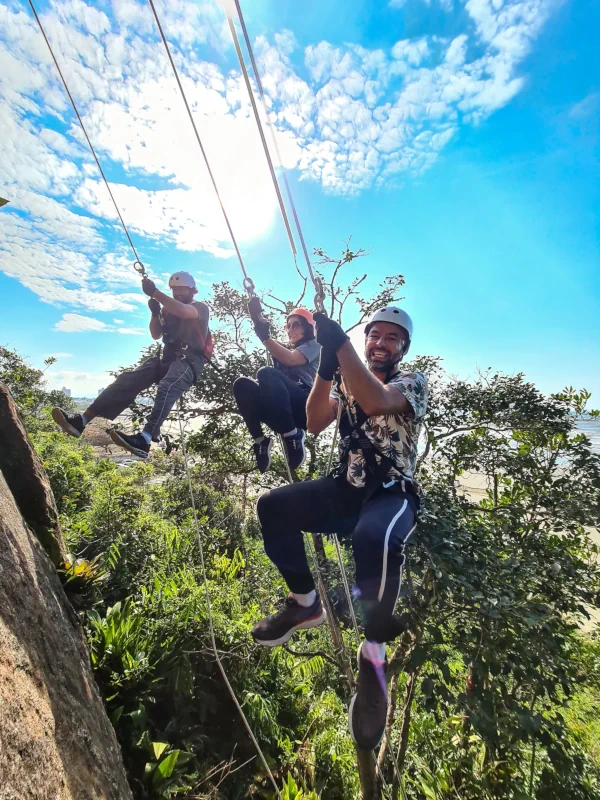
[52,408,82,438]
[253,608,327,648]
[109,430,149,459]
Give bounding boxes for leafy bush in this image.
[4,264,600,799]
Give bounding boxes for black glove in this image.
[148,298,161,316]
[142,277,156,297]
[314,312,349,352]
[317,347,339,381]
[247,295,263,321]
[253,318,271,342]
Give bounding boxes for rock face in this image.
[0,383,66,567]
[0,388,132,800]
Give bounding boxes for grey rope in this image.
[326,400,361,643]
[228,1,325,311]
[146,0,255,296]
[226,15,297,259]
[177,410,283,800]
[27,0,146,276]
[231,0,312,276]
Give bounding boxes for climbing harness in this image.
[160,313,214,372]
[27,0,146,278]
[177,408,283,800]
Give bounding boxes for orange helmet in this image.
[286,308,314,327]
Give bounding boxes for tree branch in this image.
[283,645,338,667]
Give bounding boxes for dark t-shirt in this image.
[273,339,321,389]
[162,302,210,361]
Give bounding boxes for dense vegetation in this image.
[2,248,600,799]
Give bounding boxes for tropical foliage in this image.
[2,245,600,799]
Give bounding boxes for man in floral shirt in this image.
[253,306,428,752]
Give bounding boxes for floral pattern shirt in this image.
[330,371,428,488]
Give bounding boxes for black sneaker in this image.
[252,594,326,647]
[109,430,150,459]
[52,408,85,438]
[348,642,389,750]
[283,429,306,471]
[253,437,273,473]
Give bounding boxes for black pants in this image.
[87,355,201,438]
[256,476,418,642]
[233,366,310,439]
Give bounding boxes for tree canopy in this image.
[2,244,600,799]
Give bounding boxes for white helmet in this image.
[365,306,413,356]
[169,271,197,291]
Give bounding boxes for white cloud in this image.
[55,313,107,332]
[0,0,561,320]
[54,312,145,334]
[258,0,560,192]
[391,38,430,67]
[0,0,281,317]
[569,91,600,122]
[44,352,73,359]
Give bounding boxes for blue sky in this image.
[1,0,598,400]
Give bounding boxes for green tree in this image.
[376,364,600,799]
[0,345,73,429]
[3,244,600,799]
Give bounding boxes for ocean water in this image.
[577,419,600,455]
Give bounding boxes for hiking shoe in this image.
[283,429,306,471]
[253,436,273,473]
[252,594,326,647]
[109,430,150,459]
[349,642,389,750]
[52,408,85,438]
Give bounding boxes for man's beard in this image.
[367,353,396,373]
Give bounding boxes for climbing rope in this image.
[27,0,146,276]
[226,1,326,312]
[177,409,283,800]
[146,0,256,297]
[273,363,405,793]
[326,403,361,643]
[226,16,297,261]
[231,0,310,271]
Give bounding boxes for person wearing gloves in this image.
[251,306,428,752]
[233,297,321,472]
[52,272,211,459]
